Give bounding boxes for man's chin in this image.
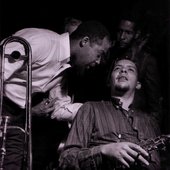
[74,66,86,76]
[115,85,129,92]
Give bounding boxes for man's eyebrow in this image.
[114,64,136,69]
[128,65,136,68]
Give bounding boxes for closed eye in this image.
[113,66,121,71]
[128,68,135,72]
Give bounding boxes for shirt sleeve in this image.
[49,82,83,122]
[58,103,103,170]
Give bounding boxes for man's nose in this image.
[120,32,126,40]
[95,57,101,65]
[120,68,127,73]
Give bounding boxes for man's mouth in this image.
[119,41,127,47]
[117,76,128,81]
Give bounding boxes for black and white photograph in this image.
[0,0,170,169]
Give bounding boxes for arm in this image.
[49,82,83,122]
[58,103,102,170]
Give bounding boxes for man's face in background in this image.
[116,20,136,49]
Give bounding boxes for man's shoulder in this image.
[81,101,112,109]
[14,28,59,40]
[134,109,158,121]
[84,100,111,105]
[79,101,113,119]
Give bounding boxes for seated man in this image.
[58,57,161,170]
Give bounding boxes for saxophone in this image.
[140,134,170,153]
[115,134,170,170]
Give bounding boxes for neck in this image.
[120,96,134,111]
[112,92,134,111]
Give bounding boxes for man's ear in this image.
[136,81,141,90]
[79,36,89,47]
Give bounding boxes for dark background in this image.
[1,0,170,133]
[1,0,169,38]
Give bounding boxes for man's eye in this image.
[114,67,120,71]
[97,55,101,58]
[129,68,135,72]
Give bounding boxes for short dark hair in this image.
[117,12,140,32]
[70,20,111,44]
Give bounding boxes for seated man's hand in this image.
[100,142,149,168]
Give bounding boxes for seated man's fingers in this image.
[137,154,149,166]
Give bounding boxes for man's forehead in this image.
[119,20,135,30]
[115,59,137,68]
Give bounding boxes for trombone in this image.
[0,36,32,170]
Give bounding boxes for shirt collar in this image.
[111,97,122,108]
[59,32,70,63]
[111,97,135,110]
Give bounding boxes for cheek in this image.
[110,74,117,83]
[86,50,97,62]
[83,52,93,63]
[130,76,138,85]
[78,48,90,64]
[127,36,134,41]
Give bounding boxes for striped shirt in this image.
[59,99,161,170]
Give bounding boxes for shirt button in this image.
[118,134,121,139]
[116,105,119,109]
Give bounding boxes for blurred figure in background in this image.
[63,17,82,34]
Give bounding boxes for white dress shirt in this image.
[3,28,82,121]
